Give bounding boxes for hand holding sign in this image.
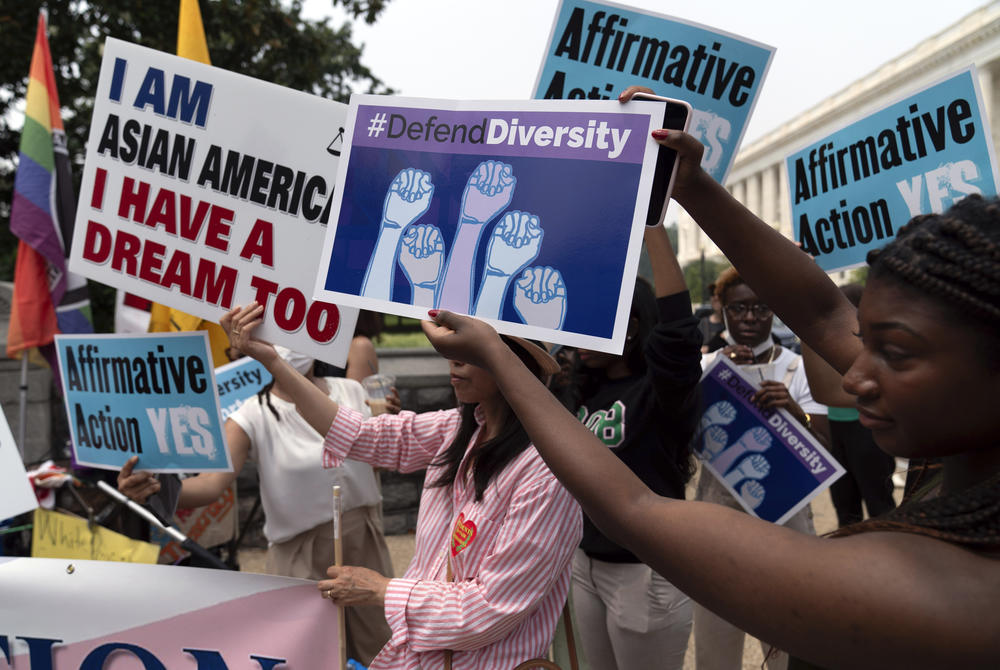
[118,455,161,503]
[221,303,276,366]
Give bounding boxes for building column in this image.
[778,161,792,238]
[745,173,762,218]
[761,165,778,225]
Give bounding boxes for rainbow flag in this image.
[7,12,92,369]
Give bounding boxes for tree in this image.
[683,255,730,306]
[0,0,391,330]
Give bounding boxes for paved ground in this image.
[241,464,907,669]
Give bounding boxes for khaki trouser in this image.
[267,504,394,666]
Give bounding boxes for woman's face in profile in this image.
[844,277,1000,460]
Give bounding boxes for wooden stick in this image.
[332,485,345,669]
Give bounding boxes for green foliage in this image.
[848,265,869,285]
[683,255,730,305]
[0,0,391,327]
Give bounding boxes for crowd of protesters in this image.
[85,85,1000,669]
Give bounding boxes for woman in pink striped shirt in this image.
[222,304,581,670]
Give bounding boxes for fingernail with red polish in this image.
[651,129,669,139]
[428,309,439,318]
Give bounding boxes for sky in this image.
[305,0,992,144]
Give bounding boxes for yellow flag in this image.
[177,0,211,64]
[149,0,230,367]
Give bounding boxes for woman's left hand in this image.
[752,381,809,425]
[318,565,389,606]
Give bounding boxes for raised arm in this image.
[801,342,857,407]
[644,222,686,297]
[620,86,859,373]
[421,310,1000,668]
[222,303,340,436]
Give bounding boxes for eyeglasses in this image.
[724,303,773,319]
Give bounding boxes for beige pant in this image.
[572,549,692,670]
[692,471,814,670]
[267,504,394,666]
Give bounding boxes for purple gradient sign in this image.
[696,357,844,524]
[313,95,666,354]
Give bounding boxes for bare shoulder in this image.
[350,335,377,358]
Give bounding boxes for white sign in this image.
[0,407,37,521]
[69,38,358,365]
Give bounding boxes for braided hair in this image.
[830,194,1000,550]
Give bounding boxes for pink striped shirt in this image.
[323,406,582,670]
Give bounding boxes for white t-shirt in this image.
[702,346,827,416]
[229,377,382,544]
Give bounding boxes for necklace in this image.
[753,345,778,365]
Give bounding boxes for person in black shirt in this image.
[552,224,702,670]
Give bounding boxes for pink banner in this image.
[0,557,341,669]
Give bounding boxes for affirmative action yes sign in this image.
[55,332,229,473]
[788,68,1000,272]
[535,0,774,183]
[68,38,358,365]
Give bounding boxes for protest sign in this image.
[696,357,844,525]
[534,0,774,183]
[54,332,230,473]
[31,508,160,563]
[788,67,1000,272]
[313,95,665,353]
[215,356,271,422]
[68,38,358,365]
[0,407,37,521]
[0,557,341,669]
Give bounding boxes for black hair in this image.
[867,194,1000,342]
[355,310,384,340]
[426,338,543,501]
[257,380,281,421]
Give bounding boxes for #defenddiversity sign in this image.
[535,0,774,183]
[313,95,667,354]
[68,38,359,365]
[788,67,1000,272]
[697,357,844,525]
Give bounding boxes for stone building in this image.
[676,1,1000,282]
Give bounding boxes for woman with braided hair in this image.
[417,86,1000,669]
